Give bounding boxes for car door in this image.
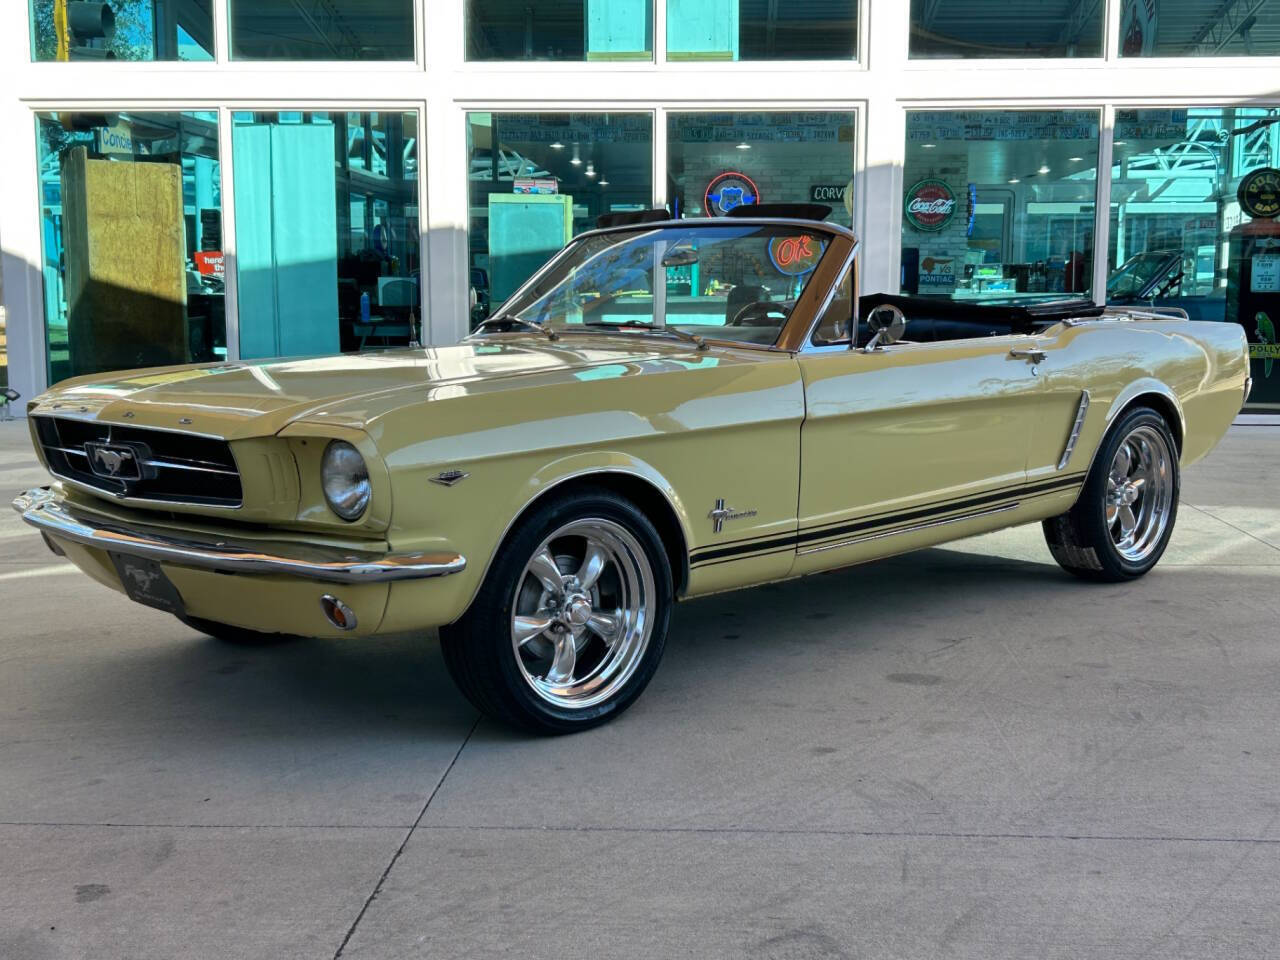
[793,298,1046,576]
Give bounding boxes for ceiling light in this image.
[921,143,937,149]
[585,162,597,178]
[1069,156,1084,162]
[599,178,609,187]
[1008,178,1021,184]
[550,141,564,150]
[1114,140,1128,146]
[735,142,751,150]
[1038,165,1051,174]
[570,143,582,166]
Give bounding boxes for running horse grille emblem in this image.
[709,498,758,534]
[84,442,143,481]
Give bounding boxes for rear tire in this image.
[440,487,672,735]
[179,615,302,646]
[1043,405,1179,582]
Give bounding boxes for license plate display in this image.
[109,554,186,616]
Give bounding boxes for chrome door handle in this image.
[1009,348,1046,364]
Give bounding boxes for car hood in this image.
[31,335,732,440]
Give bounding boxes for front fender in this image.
[375,449,693,633]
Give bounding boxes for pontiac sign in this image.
[904,179,957,232]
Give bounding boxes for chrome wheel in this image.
[510,518,655,710]
[1105,423,1174,563]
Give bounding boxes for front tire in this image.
[440,488,673,735]
[1043,405,1179,582]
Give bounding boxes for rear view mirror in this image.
[661,246,699,268]
[864,305,907,352]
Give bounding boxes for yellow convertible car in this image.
[14,208,1251,733]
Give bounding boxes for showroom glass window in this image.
[231,112,420,358]
[1120,1,1280,57]
[29,0,213,61]
[467,0,652,60]
[34,111,223,384]
[466,113,654,326]
[230,0,414,60]
[1107,107,1280,411]
[901,110,1100,302]
[909,0,1102,58]
[667,0,856,60]
[668,112,856,224]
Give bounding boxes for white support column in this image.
[859,0,910,296]
[0,1,39,408]
[212,0,232,62]
[217,106,242,361]
[422,0,469,347]
[1104,0,1122,61]
[652,107,668,213]
[1092,103,1116,304]
[0,99,45,409]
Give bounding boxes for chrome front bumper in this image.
[12,487,466,584]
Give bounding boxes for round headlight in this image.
[321,441,371,521]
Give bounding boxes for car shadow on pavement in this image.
[22,543,1078,748]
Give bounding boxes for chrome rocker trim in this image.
[12,487,466,584]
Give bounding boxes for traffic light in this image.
[55,1,117,60]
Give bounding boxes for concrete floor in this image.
[2,417,1278,959]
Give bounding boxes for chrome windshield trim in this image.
[799,240,860,353]
[478,217,854,348]
[13,487,465,584]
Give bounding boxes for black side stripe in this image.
[687,473,1074,556]
[798,472,1087,539]
[689,473,1084,566]
[689,472,1086,559]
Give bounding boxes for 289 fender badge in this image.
[709,498,758,534]
[430,470,470,487]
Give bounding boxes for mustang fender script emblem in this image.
[709,498,757,534]
[85,442,143,481]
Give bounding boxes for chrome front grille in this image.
[34,416,243,507]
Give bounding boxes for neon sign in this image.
[904,179,958,232]
[768,234,824,276]
[705,172,760,216]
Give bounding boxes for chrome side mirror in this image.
[863,305,907,352]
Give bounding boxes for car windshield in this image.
[491,223,834,346]
[1107,250,1180,300]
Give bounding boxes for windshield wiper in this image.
[575,320,708,351]
[474,313,559,341]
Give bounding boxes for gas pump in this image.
[1226,168,1280,409]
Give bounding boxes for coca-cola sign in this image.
[904,179,957,232]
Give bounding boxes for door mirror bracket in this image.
[863,305,908,352]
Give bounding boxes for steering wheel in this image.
[729,300,790,327]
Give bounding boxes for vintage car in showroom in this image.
[13,206,1251,733]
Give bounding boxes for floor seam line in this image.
[412,823,1280,845]
[1184,501,1280,553]
[332,715,480,960]
[0,821,409,830]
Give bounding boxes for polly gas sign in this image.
[904,179,957,232]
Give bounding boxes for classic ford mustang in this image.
[13,209,1251,733]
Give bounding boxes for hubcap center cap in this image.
[564,595,592,628]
